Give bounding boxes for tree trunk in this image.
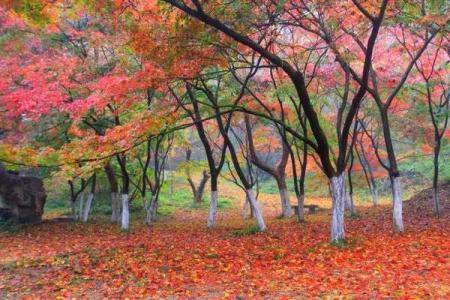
[77,193,85,220]
[144,195,156,225]
[242,195,251,219]
[345,190,352,211]
[196,171,210,203]
[121,194,129,231]
[207,190,218,228]
[372,188,379,207]
[110,193,121,223]
[82,193,94,222]
[245,189,266,231]
[391,176,404,232]
[297,194,305,222]
[150,195,158,221]
[276,178,292,217]
[432,142,440,217]
[330,175,346,242]
[71,201,77,220]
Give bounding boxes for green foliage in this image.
[231,225,261,237]
[15,0,50,26]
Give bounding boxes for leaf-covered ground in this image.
[0,193,449,299]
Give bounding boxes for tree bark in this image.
[297,194,305,222]
[391,176,404,232]
[121,194,129,231]
[276,178,292,217]
[82,193,94,222]
[110,193,121,222]
[77,193,85,220]
[432,140,441,216]
[330,175,346,242]
[144,195,157,225]
[246,189,266,231]
[207,190,218,228]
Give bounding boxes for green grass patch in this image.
[231,225,261,237]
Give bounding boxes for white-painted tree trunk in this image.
[279,188,292,217]
[297,194,305,222]
[392,177,404,232]
[207,190,218,228]
[110,193,120,223]
[241,195,250,219]
[330,175,346,242]
[245,189,266,231]
[372,188,379,207]
[81,193,94,222]
[121,194,129,231]
[77,193,85,220]
[144,195,157,225]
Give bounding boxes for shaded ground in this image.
[402,181,450,218]
[0,188,449,299]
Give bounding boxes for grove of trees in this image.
[0,1,448,242]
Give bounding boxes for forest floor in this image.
[0,185,449,299]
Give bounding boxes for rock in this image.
[0,165,46,223]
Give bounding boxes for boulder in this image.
[0,165,46,223]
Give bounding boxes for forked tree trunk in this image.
[391,176,404,232]
[245,189,266,231]
[297,194,305,222]
[330,175,346,242]
[207,190,218,228]
[82,193,94,222]
[121,194,129,231]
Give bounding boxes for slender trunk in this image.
[105,163,119,221]
[82,193,94,222]
[330,175,346,242]
[121,194,129,231]
[196,171,210,203]
[297,194,305,222]
[391,176,404,232]
[380,109,404,232]
[245,189,266,231]
[432,141,440,217]
[207,190,218,228]
[373,188,379,208]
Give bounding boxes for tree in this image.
[159,0,389,241]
